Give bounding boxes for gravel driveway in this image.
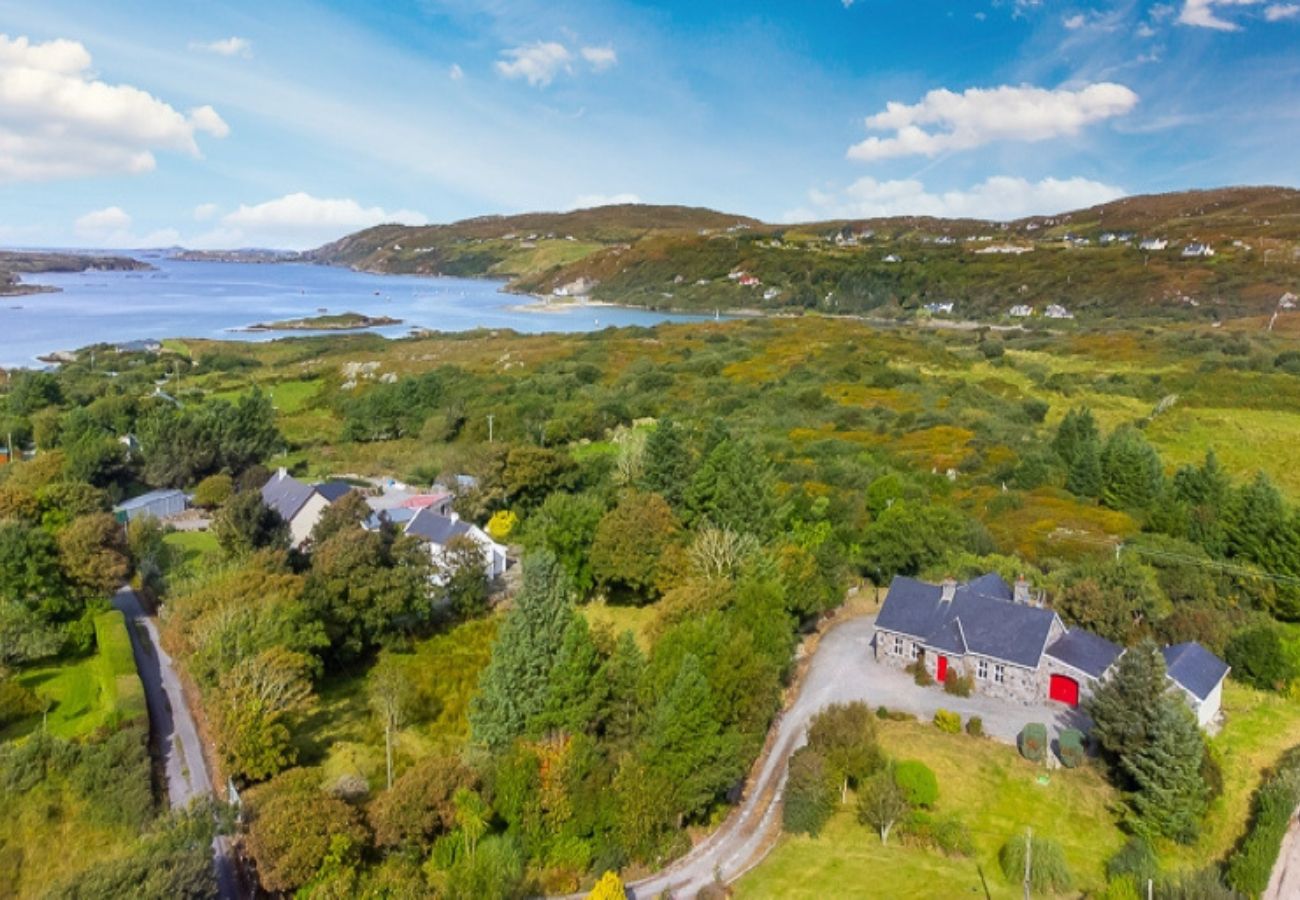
[623,614,1087,898]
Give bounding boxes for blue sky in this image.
[0,0,1297,249]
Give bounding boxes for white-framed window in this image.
[893,636,904,655]
[909,642,920,661]
[976,659,988,680]
[994,664,1006,684]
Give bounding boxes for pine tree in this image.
[638,653,738,823]
[685,438,776,536]
[1085,641,1169,785]
[640,419,693,511]
[1171,451,1230,556]
[1055,407,1103,498]
[1123,695,1208,843]
[528,614,603,736]
[594,630,646,747]
[469,551,576,749]
[1101,426,1165,510]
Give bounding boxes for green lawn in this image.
[163,529,221,582]
[582,600,659,651]
[737,720,1126,899]
[293,616,499,789]
[0,611,145,741]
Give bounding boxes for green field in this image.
[0,611,145,741]
[738,719,1125,899]
[163,529,221,582]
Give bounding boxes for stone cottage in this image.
[873,573,1229,726]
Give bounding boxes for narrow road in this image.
[113,587,240,900]
[1265,814,1300,900]
[626,616,882,898]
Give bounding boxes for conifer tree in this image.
[1054,408,1103,498]
[640,419,693,511]
[594,629,646,747]
[1123,695,1208,843]
[1101,426,1165,510]
[469,551,576,749]
[1085,640,1169,785]
[529,614,603,736]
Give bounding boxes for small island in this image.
[239,311,403,332]
[0,250,152,296]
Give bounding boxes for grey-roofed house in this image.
[260,469,355,548]
[874,573,1228,728]
[113,488,186,523]
[402,508,507,581]
[1163,643,1230,727]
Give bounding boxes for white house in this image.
[1045,304,1074,320]
[1009,304,1035,317]
[402,508,507,582]
[261,470,354,548]
[1139,238,1168,251]
[1162,643,1230,728]
[1182,242,1215,258]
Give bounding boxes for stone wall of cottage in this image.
[873,627,1045,705]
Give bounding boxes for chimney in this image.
[276,467,287,481]
[1014,574,1030,606]
[940,577,957,604]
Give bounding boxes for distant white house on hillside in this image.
[1139,238,1168,251]
[1182,242,1215,258]
[1009,304,1035,318]
[923,301,955,315]
[1045,304,1074,320]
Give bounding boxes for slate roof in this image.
[315,481,354,503]
[261,472,316,522]
[364,507,416,531]
[1046,629,1122,679]
[876,574,1059,669]
[404,509,474,546]
[1163,642,1230,701]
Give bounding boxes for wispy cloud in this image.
[847,82,1138,162]
[0,34,228,183]
[202,192,428,250]
[580,45,617,72]
[188,36,252,57]
[449,63,464,81]
[1265,3,1300,19]
[1177,0,1264,31]
[787,175,1125,222]
[495,41,572,87]
[74,206,180,247]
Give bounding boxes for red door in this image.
[936,655,948,683]
[1049,674,1079,707]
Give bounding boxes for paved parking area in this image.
[812,615,1091,744]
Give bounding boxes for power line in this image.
[1051,532,1300,588]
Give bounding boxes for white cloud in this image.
[0,33,228,182]
[1063,13,1088,28]
[188,36,252,58]
[1177,0,1263,30]
[193,202,219,222]
[787,175,1126,222]
[205,192,428,250]
[449,63,464,81]
[1265,2,1300,19]
[572,192,641,209]
[73,206,180,247]
[580,46,617,71]
[495,41,572,87]
[847,82,1138,162]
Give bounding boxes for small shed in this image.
[114,488,187,523]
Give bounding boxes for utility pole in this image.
[1023,827,1033,900]
[487,414,494,443]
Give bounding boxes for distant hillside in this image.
[0,250,151,296]
[308,188,1300,323]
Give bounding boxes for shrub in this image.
[933,709,961,734]
[782,746,837,837]
[0,678,41,728]
[1058,728,1086,769]
[876,705,890,719]
[486,510,518,542]
[1106,836,1158,886]
[943,671,973,697]
[965,716,984,738]
[998,831,1072,894]
[1157,867,1241,899]
[1018,723,1047,763]
[1224,755,1300,895]
[906,660,933,687]
[192,473,233,509]
[1226,624,1299,692]
[898,811,971,856]
[893,760,938,808]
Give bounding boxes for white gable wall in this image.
[288,493,331,548]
